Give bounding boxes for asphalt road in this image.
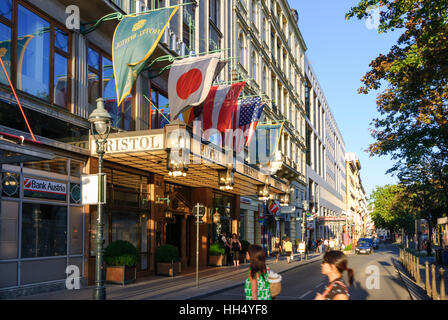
[201,243,411,300]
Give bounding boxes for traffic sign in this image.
[193,204,205,217]
[268,201,280,215]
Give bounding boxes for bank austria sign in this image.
[24,178,67,201]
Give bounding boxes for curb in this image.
[185,255,323,300]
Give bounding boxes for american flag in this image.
[227,97,265,153]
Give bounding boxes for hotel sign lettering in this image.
[91,134,164,154]
[200,144,221,163]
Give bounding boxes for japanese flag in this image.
[168,53,221,120]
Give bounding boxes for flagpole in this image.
[143,95,171,124]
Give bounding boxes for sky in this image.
[288,0,401,198]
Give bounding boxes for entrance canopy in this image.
[90,128,287,196]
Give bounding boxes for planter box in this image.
[209,255,226,266]
[105,266,136,285]
[156,262,181,276]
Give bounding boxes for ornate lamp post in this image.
[89,98,112,301]
[302,199,309,260]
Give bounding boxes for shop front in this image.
[86,123,288,276]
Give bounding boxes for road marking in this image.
[314,282,324,289]
[299,290,312,299]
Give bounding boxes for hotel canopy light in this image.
[218,165,235,191]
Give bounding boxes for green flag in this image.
[112,6,179,106]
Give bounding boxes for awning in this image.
[91,129,288,196]
[0,139,53,164]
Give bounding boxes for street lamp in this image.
[88,98,112,301]
[302,199,309,260]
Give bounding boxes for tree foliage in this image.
[369,184,416,234]
[347,1,448,224]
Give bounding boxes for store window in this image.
[0,22,12,86]
[21,203,67,258]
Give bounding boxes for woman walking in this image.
[272,237,282,263]
[244,245,271,300]
[283,237,293,263]
[230,233,242,267]
[314,250,354,300]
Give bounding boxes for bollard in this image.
[411,255,415,279]
[440,268,445,300]
[432,264,438,300]
[416,257,421,286]
[425,261,431,296]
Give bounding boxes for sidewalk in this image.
[392,246,447,300]
[11,252,323,300]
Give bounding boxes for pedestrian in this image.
[324,238,329,252]
[329,237,335,251]
[244,244,272,300]
[314,250,354,300]
[230,233,242,267]
[272,237,282,263]
[283,237,293,263]
[319,238,324,253]
[220,231,231,266]
[426,239,432,257]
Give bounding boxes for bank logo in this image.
[132,19,147,32]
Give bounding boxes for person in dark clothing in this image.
[230,233,242,267]
[220,231,231,265]
[426,240,432,256]
[315,250,354,300]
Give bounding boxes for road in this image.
[201,243,411,300]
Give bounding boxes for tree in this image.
[369,184,416,235]
[347,1,448,239]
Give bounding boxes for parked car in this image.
[359,238,374,247]
[355,240,373,255]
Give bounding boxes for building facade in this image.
[345,152,368,244]
[232,0,308,251]
[303,56,347,244]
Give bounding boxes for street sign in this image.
[81,174,106,205]
[268,201,280,215]
[298,242,306,253]
[193,204,205,217]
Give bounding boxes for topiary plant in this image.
[156,244,179,263]
[104,240,139,268]
[209,242,225,256]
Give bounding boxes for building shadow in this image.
[348,280,369,300]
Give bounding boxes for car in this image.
[355,241,373,255]
[359,237,374,247]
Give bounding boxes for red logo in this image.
[176,68,203,100]
[269,201,280,215]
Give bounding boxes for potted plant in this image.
[104,240,138,285]
[240,240,251,263]
[208,242,226,266]
[156,244,181,276]
[344,244,352,253]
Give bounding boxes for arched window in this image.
[251,51,256,81]
[238,33,245,68]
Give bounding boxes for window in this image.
[238,33,245,67]
[21,203,67,258]
[0,3,71,108]
[150,84,170,129]
[88,47,132,130]
[0,0,12,20]
[0,22,11,86]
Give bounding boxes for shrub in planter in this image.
[104,240,138,284]
[209,242,225,256]
[156,244,180,263]
[209,242,226,266]
[344,244,352,251]
[156,244,181,276]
